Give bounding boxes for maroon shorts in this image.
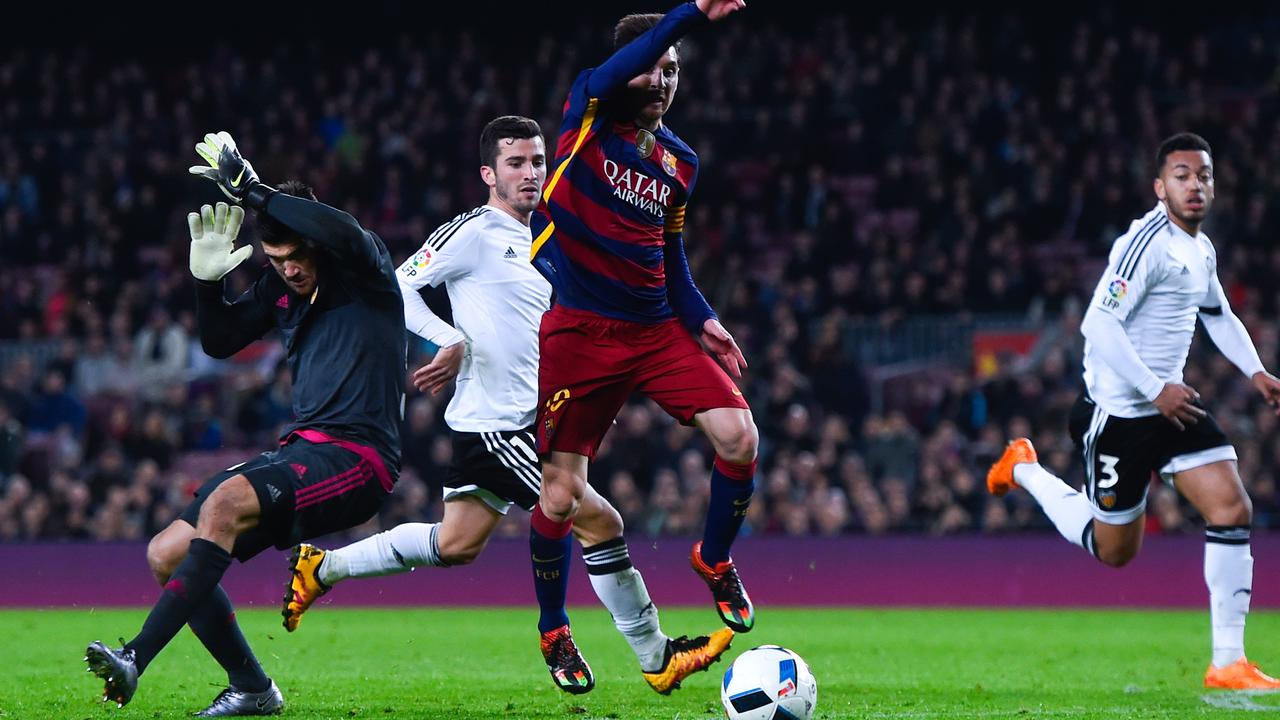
[535,305,749,459]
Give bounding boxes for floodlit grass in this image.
[5,606,1279,718]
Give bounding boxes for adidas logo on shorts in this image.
[504,246,518,259]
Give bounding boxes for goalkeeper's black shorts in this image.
[178,433,391,561]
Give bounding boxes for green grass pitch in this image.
[5,607,1280,718]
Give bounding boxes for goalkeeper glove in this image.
[188,131,276,210]
[188,201,253,282]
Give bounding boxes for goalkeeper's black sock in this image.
[126,539,232,673]
[187,585,270,692]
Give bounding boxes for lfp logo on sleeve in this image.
[1102,277,1128,309]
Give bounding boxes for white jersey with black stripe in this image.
[396,205,552,432]
[1082,202,1221,418]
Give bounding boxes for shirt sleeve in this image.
[583,2,709,99]
[394,219,479,347]
[260,192,386,277]
[1199,273,1266,378]
[1081,229,1169,401]
[1080,308,1166,401]
[1089,225,1167,322]
[663,204,716,334]
[193,274,276,359]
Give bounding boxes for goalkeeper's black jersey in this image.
[194,193,407,477]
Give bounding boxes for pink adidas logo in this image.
[276,295,289,309]
[290,463,308,477]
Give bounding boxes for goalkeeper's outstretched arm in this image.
[189,130,382,273]
[253,192,384,274]
[187,201,274,358]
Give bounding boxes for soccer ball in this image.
[720,645,818,720]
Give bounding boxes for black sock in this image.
[126,539,232,673]
[188,585,270,692]
[1081,520,1101,560]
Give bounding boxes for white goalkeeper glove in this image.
[188,201,252,282]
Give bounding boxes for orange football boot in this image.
[1204,658,1280,690]
[691,542,755,633]
[642,628,734,695]
[282,544,330,632]
[986,438,1038,496]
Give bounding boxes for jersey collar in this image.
[1156,201,1202,242]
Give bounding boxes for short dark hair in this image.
[257,180,317,246]
[479,116,542,169]
[614,13,677,52]
[1155,132,1212,175]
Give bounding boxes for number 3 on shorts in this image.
[1097,454,1120,489]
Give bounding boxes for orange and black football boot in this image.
[642,628,734,694]
[540,624,594,694]
[282,544,330,632]
[691,541,755,633]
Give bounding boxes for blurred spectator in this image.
[132,308,188,397]
[0,402,22,481]
[25,368,85,436]
[3,6,1280,541]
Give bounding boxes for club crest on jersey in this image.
[662,151,678,177]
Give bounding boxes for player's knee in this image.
[541,485,580,520]
[145,537,182,585]
[579,503,623,543]
[1204,494,1252,527]
[598,504,623,539]
[716,416,759,465]
[540,466,585,518]
[1096,544,1138,568]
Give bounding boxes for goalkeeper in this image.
[84,132,407,717]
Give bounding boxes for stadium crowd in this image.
[3,7,1280,542]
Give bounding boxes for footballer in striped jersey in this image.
[527,0,758,694]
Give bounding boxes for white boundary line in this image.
[832,696,1280,719]
[860,707,1131,712]
[1200,690,1280,712]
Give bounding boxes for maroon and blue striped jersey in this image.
[531,2,716,333]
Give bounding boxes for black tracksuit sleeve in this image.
[194,278,275,359]
[260,192,382,274]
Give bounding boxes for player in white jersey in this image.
[987,133,1280,690]
[279,116,730,695]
